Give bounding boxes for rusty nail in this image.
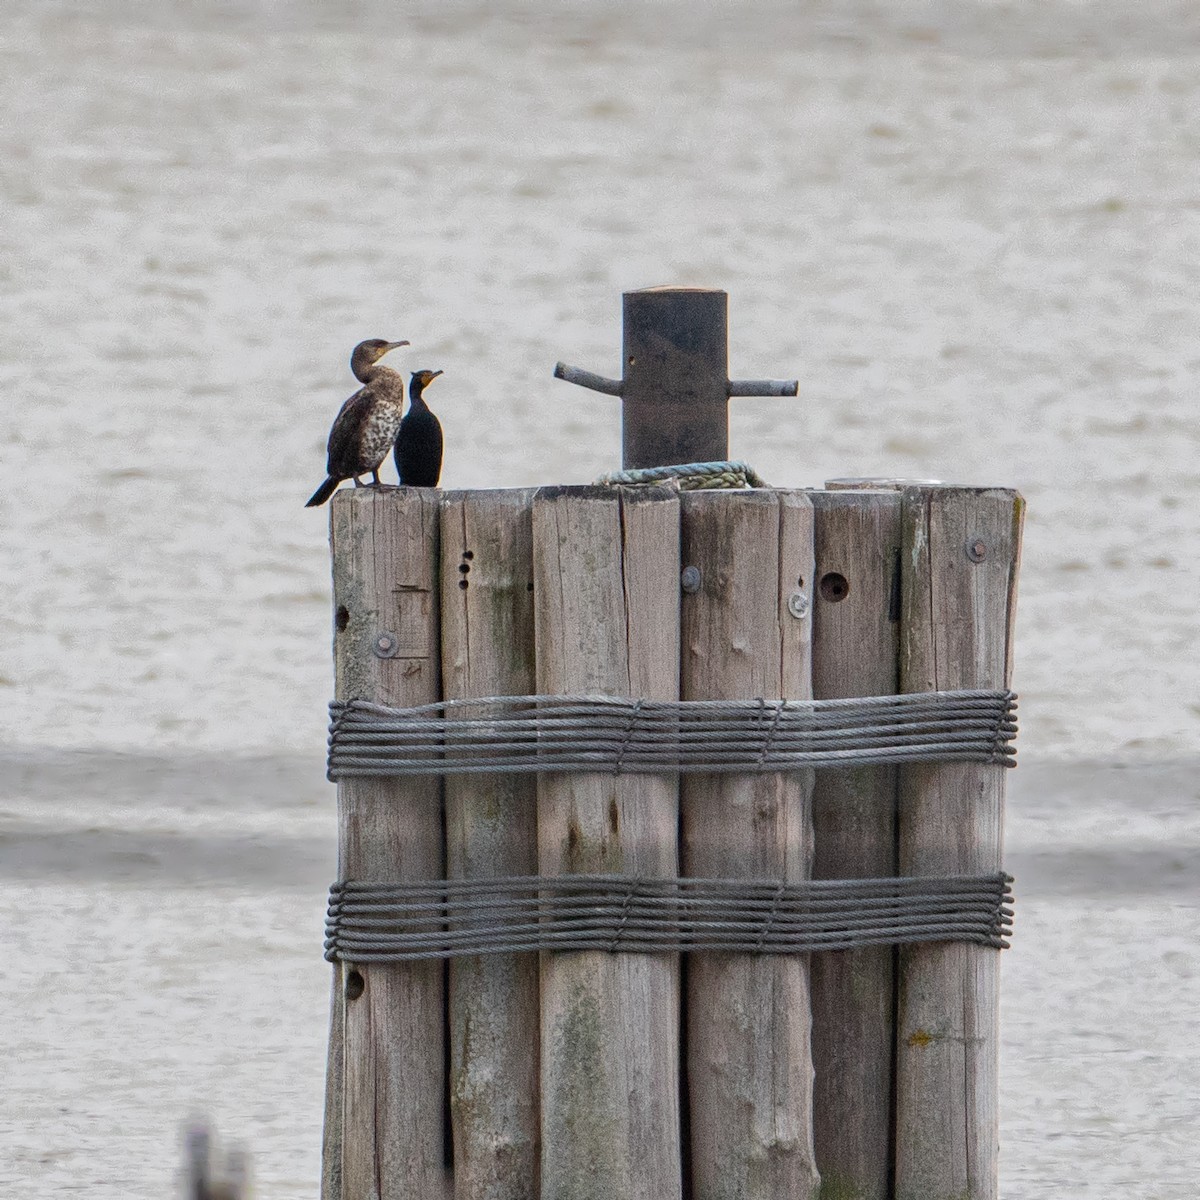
[966,538,987,563]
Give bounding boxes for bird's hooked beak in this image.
[429,369,444,380]
[383,340,410,355]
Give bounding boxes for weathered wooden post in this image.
[680,488,819,1198]
[809,488,902,1200]
[440,489,540,1199]
[893,485,1021,1200]
[814,478,1022,1200]
[320,288,1022,1200]
[326,489,446,1200]
[533,485,682,1199]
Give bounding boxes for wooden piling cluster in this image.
[322,479,1021,1200]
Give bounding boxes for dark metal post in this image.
[554,287,798,471]
[622,288,730,469]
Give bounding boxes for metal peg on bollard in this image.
[554,287,799,469]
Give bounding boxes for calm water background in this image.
[2,2,1198,1195]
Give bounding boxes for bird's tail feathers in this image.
[305,477,340,507]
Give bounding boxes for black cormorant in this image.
[305,338,409,508]
[394,369,444,487]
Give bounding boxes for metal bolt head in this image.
[681,565,702,594]
[966,537,988,563]
[787,591,810,619]
[373,631,399,658]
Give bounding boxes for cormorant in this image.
[305,338,410,508]
[394,369,444,487]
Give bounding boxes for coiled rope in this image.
[596,460,768,490]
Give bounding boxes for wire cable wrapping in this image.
[324,873,1014,962]
[327,689,1017,779]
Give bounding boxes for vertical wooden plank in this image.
[326,487,447,1200]
[893,486,1023,1200]
[320,973,344,1200]
[440,489,540,1200]
[681,489,820,1200]
[532,484,682,1200]
[809,489,902,1200]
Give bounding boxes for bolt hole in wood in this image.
[819,572,850,602]
[344,970,365,1001]
[335,605,350,631]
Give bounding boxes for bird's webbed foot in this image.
[352,476,365,488]
[371,469,382,486]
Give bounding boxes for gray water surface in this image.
[3,0,1200,759]
[3,754,1198,1197]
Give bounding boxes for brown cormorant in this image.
[305,338,410,507]
[394,369,444,487]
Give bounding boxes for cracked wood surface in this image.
[532,485,682,1200]
[680,490,820,1200]
[810,488,902,1200]
[894,485,1022,1200]
[325,488,447,1200]
[441,489,540,1200]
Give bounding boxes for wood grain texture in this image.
[440,489,540,1200]
[532,485,682,1200]
[680,489,819,1200]
[326,487,448,1200]
[809,489,902,1200]
[320,972,344,1200]
[893,486,1023,1200]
